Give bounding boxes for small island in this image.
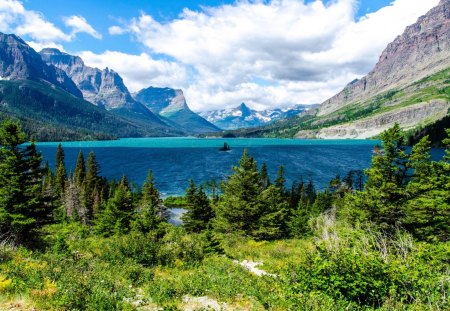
[219,142,231,151]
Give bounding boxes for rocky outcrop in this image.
[135,87,220,134]
[0,33,82,98]
[313,100,449,139]
[319,0,450,116]
[39,48,165,125]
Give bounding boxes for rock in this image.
[0,33,82,98]
[135,87,220,134]
[319,0,450,116]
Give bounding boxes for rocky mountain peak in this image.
[0,33,82,97]
[134,87,189,115]
[319,0,449,116]
[239,103,252,117]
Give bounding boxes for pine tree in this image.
[132,170,164,232]
[214,150,263,236]
[260,163,270,190]
[83,151,101,221]
[349,124,408,231]
[74,151,85,188]
[0,120,48,243]
[404,135,450,241]
[95,176,134,236]
[274,165,286,190]
[54,144,67,198]
[182,183,214,233]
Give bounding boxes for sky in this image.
[0,0,440,111]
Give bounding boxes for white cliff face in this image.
[318,0,450,117]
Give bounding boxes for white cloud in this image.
[0,0,100,48]
[109,0,439,111]
[77,50,189,93]
[64,15,102,39]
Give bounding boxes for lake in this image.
[36,137,380,196]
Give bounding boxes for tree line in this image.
[0,120,449,247]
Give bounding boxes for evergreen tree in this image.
[274,165,286,190]
[83,151,101,221]
[260,163,270,190]
[0,120,48,243]
[95,176,134,236]
[214,150,263,236]
[132,170,164,232]
[404,135,450,241]
[54,144,67,198]
[182,183,214,233]
[74,151,85,188]
[349,124,408,230]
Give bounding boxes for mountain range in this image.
[199,102,317,130]
[230,0,449,140]
[0,36,219,140]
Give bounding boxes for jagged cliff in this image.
[0,33,82,98]
[134,87,220,134]
[39,48,166,126]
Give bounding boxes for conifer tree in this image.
[132,170,164,232]
[83,151,101,221]
[54,144,67,198]
[182,183,214,233]
[214,150,263,236]
[0,120,48,243]
[95,176,134,236]
[74,151,85,188]
[260,163,270,190]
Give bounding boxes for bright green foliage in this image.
[274,165,286,190]
[182,181,214,233]
[132,170,164,233]
[214,150,264,236]
[95,176,134,236]
[0,120,48,243]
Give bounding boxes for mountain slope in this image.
[232,0,449,139]
[134,87,220,134]
[0,33,82,98]
[0,79,178,141]
[199,102,315,130]
[39,48,168,128]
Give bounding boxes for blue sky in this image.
[0,0,440,111]
[23,0,393,53]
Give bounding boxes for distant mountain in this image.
[231,0,449,139]
[39,48,167,128]
[199,102,316,130]
[134,87,220,134]
[0,33,82,98]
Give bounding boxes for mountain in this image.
[39,48,168,128]
[199,102,315,130]
[0,34,181,140]
[134,87,220,134]
[232,0,449,139]
[0,33,82,98]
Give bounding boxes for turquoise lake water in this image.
[36,137,380,196]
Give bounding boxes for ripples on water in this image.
[37,138,379,196]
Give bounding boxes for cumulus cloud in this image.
[0,0,100,47]
[77,50,189,93]
[64,15,102,39]
[108,0,439,111]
